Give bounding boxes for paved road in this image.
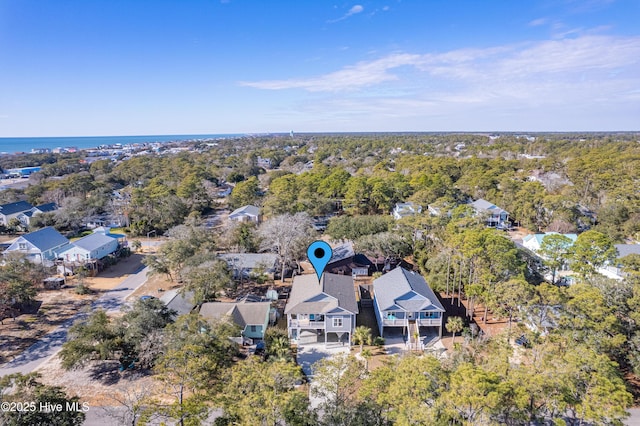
[0,266,149,377]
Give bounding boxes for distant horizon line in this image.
[1,130,639,139]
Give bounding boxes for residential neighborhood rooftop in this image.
[285,273,358,316]
[374,266,445,313]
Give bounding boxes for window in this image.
[332,318,343,327]
[18,242,27,250]
[250,325,257,333]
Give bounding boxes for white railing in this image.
[417,318,442,327]
[382,318,408,327]
[288,319,326,328]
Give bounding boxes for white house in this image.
[522,233,578,253]
[17,203,58,227]
[598,244,640,280]
[392,202,422,220]
[57,232,119,263]
[285,273,358,346]
[229,205,261,223]
[4,227,70,264]
[200,301,272,341]
[0,201,34,226]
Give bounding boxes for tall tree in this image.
[229,176,261,209]
[312,354,365,425]
[570,230,617,278]
[539,233,574,284]
[217,357,312,426]
[152,315,239,426]
[259,213,314,282]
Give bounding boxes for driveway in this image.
[296,341,349,378]
[296,342,349,409]
[0,266,149,377]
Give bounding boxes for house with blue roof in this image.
[0,201,35,226]
[17,202,58,227]
[3,226,70,264]
[373,267,445,347]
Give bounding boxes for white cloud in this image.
[240,34,640,130]
[348,5,364,15]
[240,53,422,92]
[528,17,548,27]
[242,35,640,93]
[328,4,364,23]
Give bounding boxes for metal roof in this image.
[20,227,69,251]
[68,233,117,252]
[0,201,33,216]
[229,205,260,218]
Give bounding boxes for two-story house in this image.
[373,266,445,346]
[285,273,358,346]
[0,201,34,226]
[3,226,70,265]
[470,199,509,228]
[17,202,58,227]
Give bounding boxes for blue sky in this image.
[1,0,639,136]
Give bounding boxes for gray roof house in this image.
[285,273,358,346]
[160,289,197,316]
[4,226,70,264]
[598,244,640,280]
[218,253,279,279]
[57,232,119,263]
[373,267,445,348]
[470,199,509,228]
[200,301,272,341]
[229,205,261,223]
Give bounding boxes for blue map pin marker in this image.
[307,240,332,282]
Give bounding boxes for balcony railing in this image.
[382,318,407,327]
[288,319,326,328]
[417,318,442,327]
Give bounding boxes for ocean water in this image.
[0,134,245,154]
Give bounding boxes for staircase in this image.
[407,321,420,351]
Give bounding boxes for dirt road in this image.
[0,265,149,376]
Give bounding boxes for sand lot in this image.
[0,253,146,364]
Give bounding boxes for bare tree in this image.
[102,384,153,426]
[258,213,314,282]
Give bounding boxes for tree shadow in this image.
[89,361,123,385]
